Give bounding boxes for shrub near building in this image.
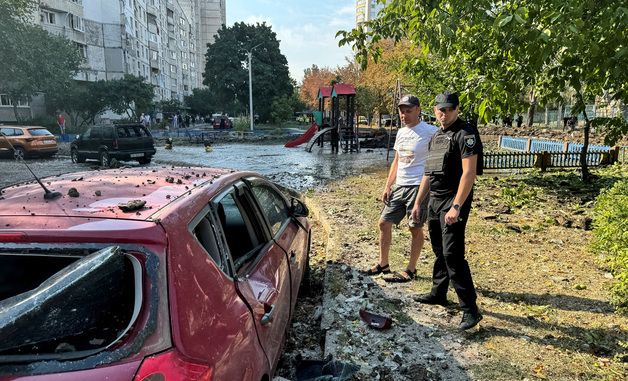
[592,178,628,314]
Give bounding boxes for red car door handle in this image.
[261,304,276,326]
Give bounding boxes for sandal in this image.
[383,269,416,283]
[364,263,391,275]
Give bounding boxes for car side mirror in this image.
[290,198,309,217]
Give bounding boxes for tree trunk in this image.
[544,105,549,127]
[557,103,564,130]
[577,93,590,182]
[527,91,536,128]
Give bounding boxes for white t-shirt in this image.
[393,121,438,186]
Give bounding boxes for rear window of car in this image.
[116,126,150,138]
[27,128,53,136]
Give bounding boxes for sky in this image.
[226,0,356,84]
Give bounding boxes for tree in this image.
[46,80,110,131]
[0,5,83,122]
[338,0,628,181]
[203,22,293,122]
[299,65,336,109]
[184,88,215,116]
[269,96,294,125]
[106,75,155,120]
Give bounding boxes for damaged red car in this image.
[0,166,311,381]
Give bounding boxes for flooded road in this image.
[0,143,391,191]
[153,143,391,191]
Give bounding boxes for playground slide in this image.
[284,122,318,148]
[305,127,335,152]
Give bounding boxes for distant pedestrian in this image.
[57,113,66,134]
[185,114,190,128]
[412,90,484,330]
[144,113,151,128]
[172,114,179,130]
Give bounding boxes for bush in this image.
[233,117,249,132]
[591,179,628,314]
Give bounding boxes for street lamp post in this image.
[247,43,262,131]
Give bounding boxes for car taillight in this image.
[113,139,119,149]
[134,349,213,381]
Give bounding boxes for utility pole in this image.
[247,43,262,131]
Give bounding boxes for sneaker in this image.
[413,293,449,307]
[459,310,483,330]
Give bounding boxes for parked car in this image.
[212,115,233,129]
[70,124,156,167]
[356,116,368,125]
[0,166,311,381]
[0,126,58,159]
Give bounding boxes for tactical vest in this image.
[424,130,453,175]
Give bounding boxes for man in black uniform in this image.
[411,90,484,330]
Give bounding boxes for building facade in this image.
[34,0,225,102]
[356,0,387,27]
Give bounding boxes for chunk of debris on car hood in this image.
[118,199,146,212]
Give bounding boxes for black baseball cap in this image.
[398,95,420,108]
[435,91,459,108]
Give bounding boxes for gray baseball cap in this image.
[398,95,420,107]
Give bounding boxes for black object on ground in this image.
[359,309,393,330]
[295,355,360,381]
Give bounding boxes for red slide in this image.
[284,122,319,147]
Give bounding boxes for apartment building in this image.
[356,0,387,26]
[34,0,225,102]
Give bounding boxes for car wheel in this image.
[71,148,85,163]
[99,151,110,168]
[13,147,25,161]
[138,157,151,165]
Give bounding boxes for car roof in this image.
[0,166,234,221]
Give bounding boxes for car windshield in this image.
[27,128,53,136]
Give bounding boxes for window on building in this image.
[75,43,87,59]
[170,64,177,73]
[40,10,56,24]
[182,63,187,70]
[0,95,29,107]
[69,14,84,31]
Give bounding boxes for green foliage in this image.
[591,116,628,146]
[269,95,294,125]
[337,0,628,171]
[106,75,154,119]
[156,99,183,114]
[203,22,293,122]
[46,80,110,131]
[184,88,214,116]
[0,11,83,122]
[592,179,628,313]
[233,117,249,132]
[500,183,538,208]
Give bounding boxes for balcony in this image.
[146,4,157,16]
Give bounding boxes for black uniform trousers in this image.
[427,195,478,312]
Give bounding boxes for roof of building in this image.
[332,84,356,96]
[318,87,332,99]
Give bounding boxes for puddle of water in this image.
[154,143,391,191]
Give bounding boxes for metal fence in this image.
[499,135,612,153]
[484,150,609,171]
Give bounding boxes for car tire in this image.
[71,148,85,163]
[138,157,151,165]
[99,151,110,168]
[13,147,25,161]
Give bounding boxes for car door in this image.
[210,182,292,369]
[246,178,310,305]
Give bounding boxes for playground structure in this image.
[285,84,359,153]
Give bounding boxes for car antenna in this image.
[0,132,61,200]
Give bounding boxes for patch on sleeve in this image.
[464,135,476,148]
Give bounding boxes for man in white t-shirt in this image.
[364,95,438,282]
